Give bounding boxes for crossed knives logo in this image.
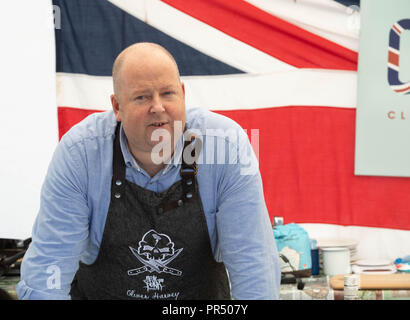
[128,230,183,277]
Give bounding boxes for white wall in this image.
[0,0,57,239]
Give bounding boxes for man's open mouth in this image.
[150,122,168,127]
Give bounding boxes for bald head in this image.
[112,42,181,99]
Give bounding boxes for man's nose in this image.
[150,94,165,113]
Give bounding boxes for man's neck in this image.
[131,150,168,178]
[140,162,166,178]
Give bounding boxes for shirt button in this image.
[177,200,183,207]
[115,180,122,186]
[114,193,121,199]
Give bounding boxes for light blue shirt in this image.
[17,107,281,300]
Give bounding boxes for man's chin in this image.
[149,135,175,155]
[147,136,173,147]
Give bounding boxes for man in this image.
[17,43,281,300]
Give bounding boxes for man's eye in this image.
[135,95,145,101]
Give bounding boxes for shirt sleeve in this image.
[215,130,282,300]
[17,135,90,300]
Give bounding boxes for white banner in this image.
[355,0,410,176]
[0,1,58,239]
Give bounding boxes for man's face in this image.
[111,52,186,160]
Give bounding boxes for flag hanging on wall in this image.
[53,0,410,260]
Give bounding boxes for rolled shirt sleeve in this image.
[17,135,90,300]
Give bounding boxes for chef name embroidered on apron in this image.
[70,123,230,300]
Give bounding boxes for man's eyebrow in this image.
[160,85,177,90]
[131,88,150,95]
[129,85,178,97]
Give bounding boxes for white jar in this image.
[321,247,351,276]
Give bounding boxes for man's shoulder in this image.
[60,110,117,147]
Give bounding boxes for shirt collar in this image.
[119,123,185,174]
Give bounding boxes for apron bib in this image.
[70,123,230,300]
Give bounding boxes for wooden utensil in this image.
[330,273,410,290]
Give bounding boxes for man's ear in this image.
[111,94,121,122]
[181,82,185,97]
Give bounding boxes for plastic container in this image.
[310,239,319,275]
[344,274,360,300]
[322,247,351,276]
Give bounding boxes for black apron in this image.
[70,123,230,300]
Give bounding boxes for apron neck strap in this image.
[113,122,125,182]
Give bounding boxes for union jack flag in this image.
[49,0,410,261]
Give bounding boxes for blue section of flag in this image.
[389,29,400,51]
[388,67,400,86]
[398,19,410,30]
[53,0,244,77]
[333,0,360,7]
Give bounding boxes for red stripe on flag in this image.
[388,50,399,66]
[395,85,410,93]
[57,106,410,230]
[58,106,104,140]
[214,107,410,230]
[393,24,402,35]
[161,0,358,70]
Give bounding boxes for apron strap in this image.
[112,122,126,200]
[157,136,202,215]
